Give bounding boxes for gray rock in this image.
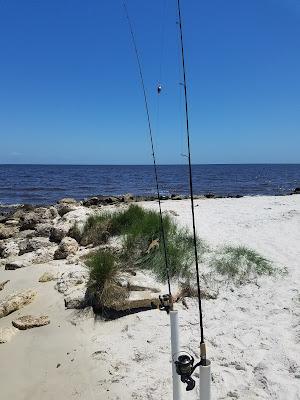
[64,288,86,309]
[32,247,56,264]
[5,219,19,227]
[0,223,18,239]
[0,240,20,258]
[5,260,31,270]
[19,237,53,255]
[50,225,69,243]
[58,198,78,205]
[19,212,41,230]
[55,270,88,295]
[35,222,53,237]
[0,290,36,319]
[12,315,50,330]
[54,237,78,260]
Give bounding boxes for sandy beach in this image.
[1,194,300,400]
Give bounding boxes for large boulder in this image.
[12,315,50,330]
[0,224,18,239]
[54,237,79,260]
[0,290,36,319]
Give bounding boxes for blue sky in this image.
[0,0,299,164]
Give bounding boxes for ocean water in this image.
[0,164,299,206]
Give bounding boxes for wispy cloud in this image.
[10,152,22,156]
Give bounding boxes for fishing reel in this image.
[159,294,172,313]
[174,352,201,391]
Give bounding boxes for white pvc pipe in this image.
[170,310,182,400]
[200,360,211,400]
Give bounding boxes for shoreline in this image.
[1,187,299,213]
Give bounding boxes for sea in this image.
[0,164,299,206]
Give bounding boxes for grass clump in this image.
[81,212,112,246]
[85,249,128,310]
[209,245,277,283]
[82,204,207,283]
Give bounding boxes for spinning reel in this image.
[159,294,172,313]
[174,351,201,391]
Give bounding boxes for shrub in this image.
[209,245,277,283]
[85,249,128,310]
[81,213,112,246]
[82,205,208,283]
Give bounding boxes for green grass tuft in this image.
[82,205,208,283]
[81,212,112,246]
[209,245,277,283]
[85,249,128,309]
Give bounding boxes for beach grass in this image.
[85,249,128,310]
[82,204,207,282]
[209,245,277,283]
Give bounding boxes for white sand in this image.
[0,195,300,399]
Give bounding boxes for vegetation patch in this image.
[82,205,208,284]
[85,249,128,311]
[209,245,280,283]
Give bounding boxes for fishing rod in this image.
[172,1,212,399]
[123,3,182,399]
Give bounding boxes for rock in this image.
[55,270,88,295]
[122,193,135,202]
[0,280,10,291]
[54,237,79,260]
[0,224,18,239]
[12,315,50,330]
[82,197,99,207]
[55,198,79,217]
[49,206,59,219]
[32,247,56,264]
[204,193,215,199]
[19,207,56,230]
[5,260,31,270]
[19,237,53,255]
[5,219,19,227]
[0,290,36,319]
[16,229,35,239]
[64,288,86,309]
[19,212,41,230]
[293,187,300,194]
[50,223,70,243]
[0,326,18,343]
[58,198,78,205]
[35,222,53,237]
[0,240,20,258]
[39,272,56,283]
[171,194,183,200]
[83,195,120,207]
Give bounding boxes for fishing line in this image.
[176,0,205,347]
[123,1,172,297]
